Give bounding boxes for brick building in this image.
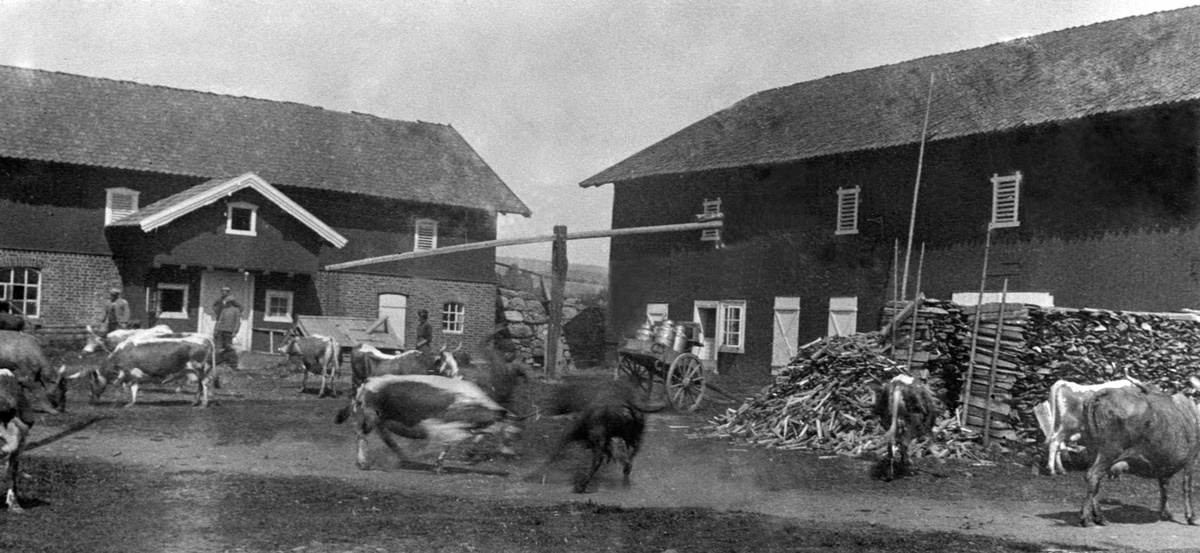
[0,65,529,356]
[582,7,1200,379]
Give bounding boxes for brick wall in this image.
[0,248,122,326]
[315,270,496,359]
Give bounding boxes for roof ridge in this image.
[0,63,444,128]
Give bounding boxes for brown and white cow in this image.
[1077,380,1200,527]
[1037,378,1139,475]
[0,369,30,512]
[90,334,216,408]
[82,324,175,354]
[0,330,72,414]
[348,344,461,394]
[278,334,340,398]
[334,374,519,473]
[871,374,940,481]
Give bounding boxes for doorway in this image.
[199,270,254,350]
[378,293,408,347]
[693,301,719,361]
[772,297,800,367]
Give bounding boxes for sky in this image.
[1,0,1198,268]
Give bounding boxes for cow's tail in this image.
[882,385,903,445]
[334,382,365,425]
[205,335,221,389]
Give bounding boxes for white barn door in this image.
[772,296,800,367]
[827,296,858,337]
[378,293,408,347]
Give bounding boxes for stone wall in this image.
[496,287,596,370]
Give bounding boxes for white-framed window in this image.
[835,186,860,235]
[0,267,40,318]
[226,202,258,236]
[264,290,294,323]
[718,301,746,353]
[827,296,858,337]
[149,283,189,319]
[442,302,464,333]
[989,172,1021,229]
[105,187,140,225]
[415,219,438,251]
[646,303,669,324]
[699,198,722,242]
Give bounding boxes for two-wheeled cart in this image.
[615,321,737,411]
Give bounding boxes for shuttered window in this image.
[415,219,438,251]
[699,198,722,242]
[835,186,860,235]
[990,172,1021,229]
[827,296,858,337]
[105,188,140,225]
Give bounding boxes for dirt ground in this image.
[3,351,1200,552]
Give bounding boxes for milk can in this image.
[634,322,654,342]
[672,325,690,351]
[653,320,676,349]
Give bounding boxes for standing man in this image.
[415,309,432,358]
[212,286,243,370]
[100,287,130,334]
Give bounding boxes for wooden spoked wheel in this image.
[666,353,706,411]
[617,354,655,399]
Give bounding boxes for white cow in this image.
[1037,378,1139,475]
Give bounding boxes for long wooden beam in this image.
[324,220,723,270]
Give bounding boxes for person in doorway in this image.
[415,308,433,359]
[212,286,243,370]
[100,287,130,334]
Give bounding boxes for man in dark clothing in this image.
[212,286,243,369]
[415,309,433,359]
[100,288,130,334]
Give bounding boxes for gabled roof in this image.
[581,6,1200,187]
[111,172,348,248]
[0,65,531,216]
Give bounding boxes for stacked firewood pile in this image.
[881,298,971,410]
[701,332,989,459]
[1008,307,1200,443]
[958,303,1030,442]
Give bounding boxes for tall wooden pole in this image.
[900,73,936,301]
[544,225,568,379]
[905,242,926,375]
[890,238,899,347]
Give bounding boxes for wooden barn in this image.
[581,7,1200,379]
[0,65,530,355]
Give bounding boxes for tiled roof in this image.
[581,6,1200,186]
[0,65,531,216]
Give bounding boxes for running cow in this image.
[90,334,217,408]
[278,334,340,397]
[82,324,174,354]
[348,344,462,394]
[871,374,940,481]
[0,369,30,512]
[1077,379,1200,527]
[334,374,519,473]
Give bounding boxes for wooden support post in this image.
[905,242,926,376]
[545,225,568,379]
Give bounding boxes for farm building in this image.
[582,7,1200,379]
[0,65,530,355]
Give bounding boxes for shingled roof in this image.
[581,6,1200,187]
[0,65,531,216]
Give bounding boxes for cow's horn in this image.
[455,342,463,352]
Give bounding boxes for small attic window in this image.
[989,172,1021,229]
[105,188,140,225]
[226,202,258,236]
[415,219,438,251]
[835,186,861,235]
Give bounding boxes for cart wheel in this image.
[666,353,706,411]
[617,355,655,400]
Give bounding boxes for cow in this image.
[543,378,665,493]
[89,334,216,408]
[0,330,72,414]
[1037,378,1139,475]
[0,313,25,332]
[82,324,174,354]
[333,374,520,474]
[348,344,462,395]
[0,369,30,512]
[1077,380,1200,527]
[870,374,940,482]
[277,334,340,398]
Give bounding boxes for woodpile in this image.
[958,303,1029,442]
[700,332,989,459]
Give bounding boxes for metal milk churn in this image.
[654,320,676,349]
[672,325,690,352]
[634,322,654,342]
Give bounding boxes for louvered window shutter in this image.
[105,188,140,225]
[989,172,1022,229]
[835,186,860,235]
[415,219,438,251]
